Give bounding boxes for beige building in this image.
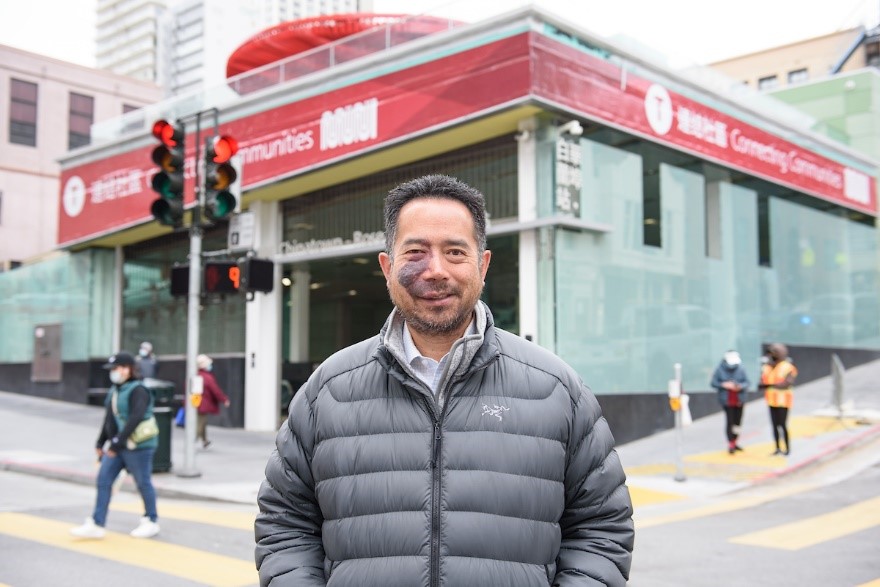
[710,26,880,90]
[0,45,163,269]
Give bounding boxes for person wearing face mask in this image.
[710,350,751,454]
[70,351,160,539]
[195,354,230,449]
[136,341,159,379]
[759,343,798,456]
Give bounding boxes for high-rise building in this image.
[161,0,261,96]
[255,0,373,29]
[96,0,169,83]
[97,0,376,96]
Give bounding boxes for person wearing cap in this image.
[710,350,751,454]
[136,341,159,379]
[196,354,230,449]
[70,351,161,540]
[759,343,798,456]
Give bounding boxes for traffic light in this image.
[204,261,240,294]
[170,264,189,296]
[203,134,239,221]
[149,119,186,226]
[241,258,274,293]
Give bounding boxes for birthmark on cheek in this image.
[397,257,430,289]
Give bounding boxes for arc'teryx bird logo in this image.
[481,404,510,421]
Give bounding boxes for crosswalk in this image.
[0,482,878,586]
[0,500,259,587]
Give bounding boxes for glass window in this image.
[9,79,38,146]
[557,137,769,394]
[281,136,518,246]
[123,104,140,114]
[787,68,809,84]
[122,228,244,355]
[762,198,880,347]
[758,75,779,90]
[69,92,94,150]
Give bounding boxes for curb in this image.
[751,422,880,484]
[1,460,244,505]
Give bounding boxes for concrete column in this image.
[517,117,539,342]
[244,200,283,431]
[112,246,124,352]
[288,266,311,362]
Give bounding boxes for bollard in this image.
[668,363,687,482]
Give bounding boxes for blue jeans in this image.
[92,447,158,527]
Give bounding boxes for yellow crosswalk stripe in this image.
[0,512,257,587]
[856,579,880,587]
[627,485,684,508]
[111,501,256,531]
[729,495,880,550]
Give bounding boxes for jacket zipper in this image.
[429,375,458,587]
[430,420,442,587]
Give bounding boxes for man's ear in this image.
[378,252,392,285]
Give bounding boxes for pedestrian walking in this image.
[759,342,798,455]
[196,354,230,449]
[710,349,750,454]
[136,341,159,379]
[255,175,634,586]
[70,351,160,539]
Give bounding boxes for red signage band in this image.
[531,34,876,215]
[58,34,531,246]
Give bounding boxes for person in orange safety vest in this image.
[759,343,798,456]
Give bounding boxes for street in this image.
[2,435,879,586]
[0,470,259,587]
[631,435,880,586]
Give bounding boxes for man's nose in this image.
[421,252,448,279]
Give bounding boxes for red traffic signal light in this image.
[152,119,184,147]
[209,135,238,163]
[149,119,186,226]
[203,134,240,221]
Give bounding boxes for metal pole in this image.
[177,113,204,478]
[673,362,686,482]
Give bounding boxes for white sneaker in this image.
[130,516,160,538]
[70,517,105,539]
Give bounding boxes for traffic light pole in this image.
[177,110,211,478]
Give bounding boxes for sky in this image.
[0,0,878,70]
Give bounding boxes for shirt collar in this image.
[402,317,477,364]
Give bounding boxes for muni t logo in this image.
[481,404,510,421]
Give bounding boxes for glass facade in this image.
[0,249,114,362]
[121,228,245,356]
[553,135,879,396]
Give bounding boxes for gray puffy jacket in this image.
[256,305,634,586]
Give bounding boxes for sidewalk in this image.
[2,358,879,507]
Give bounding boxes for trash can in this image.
[143,378,174,473]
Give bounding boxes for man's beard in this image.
[389,285,479,336]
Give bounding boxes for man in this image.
[255,175,634,586]
[136,341,159,379]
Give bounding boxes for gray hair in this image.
[383,175,488,258]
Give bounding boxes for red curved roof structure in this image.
[227,13,458,80]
